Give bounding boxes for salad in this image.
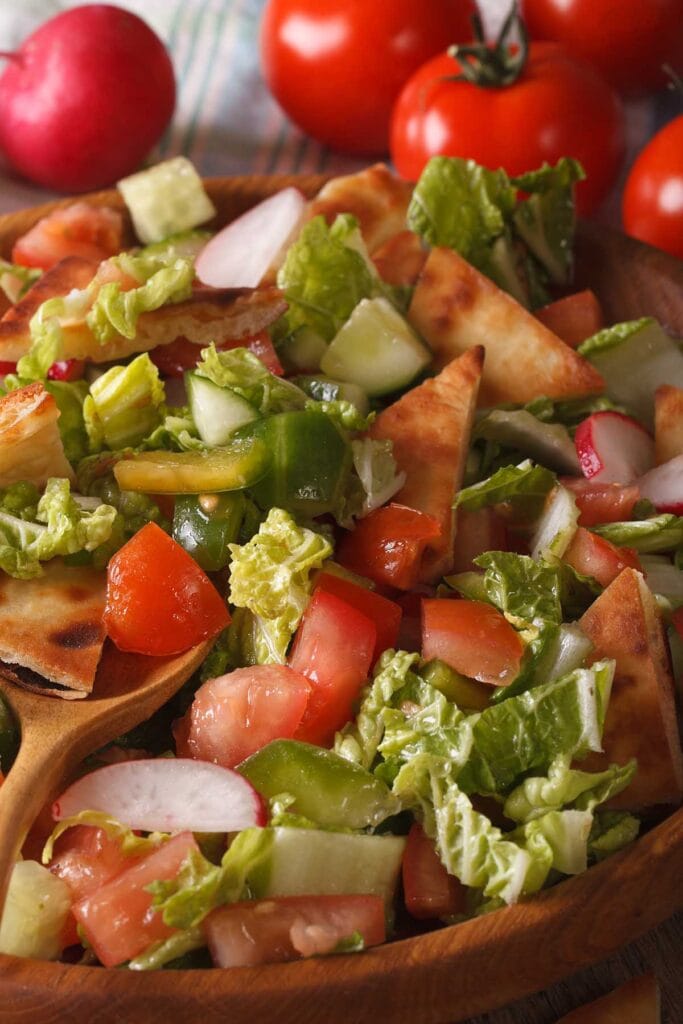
[0,155,680,971]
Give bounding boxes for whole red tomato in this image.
[259,0,477,156]
[622,116,683,259]
[521,0,683,95]
[390,14,625,215]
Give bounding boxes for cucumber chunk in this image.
[185,372,260,446]
[118,157,216,245]
[113,438,270,493]
[321,297,431,396]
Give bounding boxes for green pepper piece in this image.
[238,739,400,830]
[173,492,245,572]
[240,410,352,517]
[0,693,19,774]
[420,658,491,711]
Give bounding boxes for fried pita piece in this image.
[0,382,75,487]
[369,347,483,583]
[0,561,107,698]
[0,279,287,365]
[408,246,605,407]
[654,384,683,464]
[308,164,412,253]
[578,567,683,809]
[371,230,427,288]
[0,256,100,362]
[556,973,660,1024]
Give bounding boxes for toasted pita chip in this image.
[371,231,427,288]
[0,279,287,365]
[369,348,483,583]
[0,561,107,698]
[578,568,683,809]
[0,382,75,487]
[309,164,412,253]
[408,246,605,407]
[556,973,660,1024]
[654,384,683,464]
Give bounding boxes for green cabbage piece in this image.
[227,507,332,664]
[277,214,376,341]
[195,344,306,415]
[0,478,117,579]
[592,515,683,553]
[83,353,165,450]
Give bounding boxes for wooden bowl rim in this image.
[0,174,681,1023]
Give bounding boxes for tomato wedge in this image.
[204,894,386,967]
[104,522,230,655]
[314,571,402,663]
[561,478,640,527]
[402,823,467,920]
[337,504,442,591]
[175,664,312,768]
[73,832,199,967]
[290,590,376,746]
[11,202,123,271]
[534,289,603,349]
[421,598,524,687]
[562,527,641,588]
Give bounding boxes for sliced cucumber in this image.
[291,374,370,416]
[321,297,431,396]
[249,827,406,906]
[185,372,260,446]
[118,157,217,245]
[113,438,270,493]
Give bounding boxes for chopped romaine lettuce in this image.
[0,259,42,303]
[83,353,165,450]
[455,460,555,515]
[195,344,305,415]
[578,318,654,358]
[43,379,89,464]
[511,158,584,286]
[304,398,373,432]
[588,810,640,861]
[503,754,636,823]
[592,515,683,553]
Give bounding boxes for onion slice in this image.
[53,758,266,833]
[195,187,307,289]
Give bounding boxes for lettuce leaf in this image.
[227,508,332,664]
[304,398,373,433]
[44,380,89,463]
[578,318,654,358]
[588,810,640,861]
[83,353,165,451]
[351,438,406,515]
[42,809,168,864]
[0,260,41,303]
[195,344,306,415]
[503,754,636,823]
[511,158,584,286]
[591,515,683,553]
[455,460,555,515]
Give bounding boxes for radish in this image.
[637,454,683,514]
[53,759,266,834]
[574,411,655,484]
[195,187,307,289]
[0,6,175,192]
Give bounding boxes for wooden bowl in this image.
[0,177,681,1024]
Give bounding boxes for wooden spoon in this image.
[0,639,210,912]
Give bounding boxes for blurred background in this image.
[0,0,679,225]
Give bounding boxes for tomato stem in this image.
[447,5,528,89]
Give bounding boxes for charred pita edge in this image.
[369,347,484,584]
[555,973,660,1024]
[0,661,86,700]
[0,382,75,487]
[408,246,605,406]
[579,567,683,810]
[309,164,413,253]
[654,384,683,464]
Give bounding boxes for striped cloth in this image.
[0,0,678,220]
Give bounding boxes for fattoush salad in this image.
[0,157,680,970]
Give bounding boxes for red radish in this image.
[637,454,683,514]
[574,411,655,484]
[52,759,266,834]
[47,359,86,382]
[195,187,307,289]
[0,6,175,192]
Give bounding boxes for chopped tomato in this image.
[47,359,86,382]
[289,590,376,746]
[561,477,640,527]
[203,893,386,968]
[0,361,17,376]
[104,522,230,655]
[11,202,123,271]
[337,504,442,591]
[534,289,603,349]
[394,591,424,653]
[451,507,509,573]
[314,571,401,664]
[150,330,282,378]
[421,598,524,687]
[175,664,312,768]
[402,823,467,920]
[73,832,198,967]
[563,527,641,588]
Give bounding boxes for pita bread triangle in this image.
[408,245,605,407]
[555,973,660,1024]
[369,347,483,583]
[579,567,683,809]
[308,164,413,254]
[0,560,107,699]
[654,384,683,464]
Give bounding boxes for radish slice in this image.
[574,411,655,484]
[53,759,266,833]
[638,454,683,514]
[195,187,307,289]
